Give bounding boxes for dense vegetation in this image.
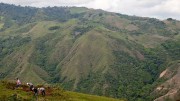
[0,3,180,101]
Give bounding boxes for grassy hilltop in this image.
[0,81,123,101]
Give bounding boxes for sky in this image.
[0,0,180,20]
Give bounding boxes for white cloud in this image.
[0,0,180,20]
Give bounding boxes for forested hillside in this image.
[0,3,180,101]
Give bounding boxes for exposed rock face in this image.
[154,62,180,101]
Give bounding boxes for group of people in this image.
[16,78,46,96]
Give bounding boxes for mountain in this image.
[0,3,180,101]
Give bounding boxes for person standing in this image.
[34,87,38,96]
[32,87,38,98]
[15,78,21,89]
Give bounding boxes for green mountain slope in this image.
[0,3,180,101]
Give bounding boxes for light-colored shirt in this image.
[39,87,45,91]
[16,79,21,85]
[27,83,33,86]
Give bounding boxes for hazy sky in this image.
[0,0,180,20]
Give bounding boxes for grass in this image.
[0,81,32,100]
[66,91,122,101]
[0,81,123,101]
[69,7,90,14]
[131,34,169,48]
[0,16,3,20]
[59,29,114,82]
[25,19,78,39]
[0,23,4,29]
